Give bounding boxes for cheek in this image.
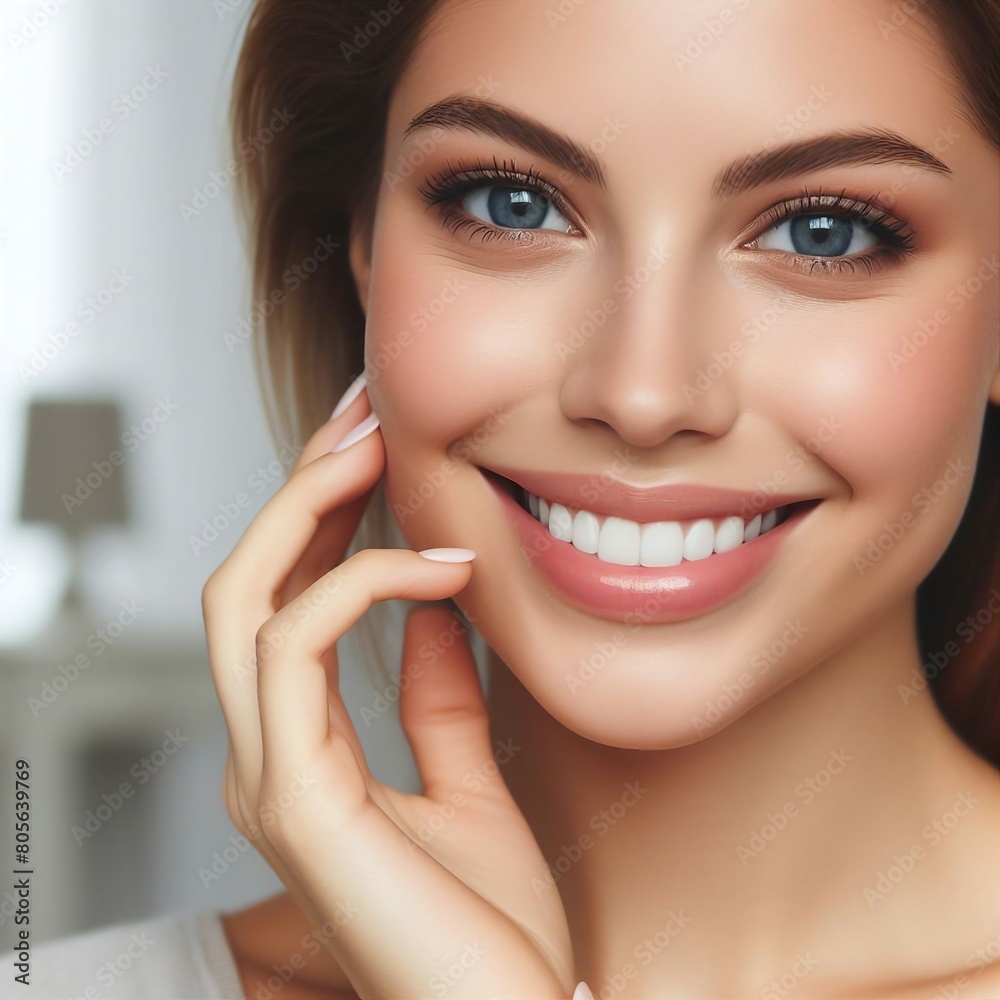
[757,291,990,514]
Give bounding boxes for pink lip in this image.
[487,476,815,624]
[482,463,817,522]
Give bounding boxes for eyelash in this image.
[418,156,579,244]
[417,159,918,274]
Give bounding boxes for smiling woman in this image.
[7,0,998,998]
[216,0,998,997]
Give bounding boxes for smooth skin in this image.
[208,0,1000,996]
[203,387,574,997]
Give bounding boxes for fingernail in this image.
[330,372,368,420]
[417,548,476,563]
[573,983,595,1000]
[331,411,380,453]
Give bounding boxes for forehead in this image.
[388,0,970,175]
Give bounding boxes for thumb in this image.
[399,604,496,802]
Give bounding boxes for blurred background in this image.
[0,0,431,951]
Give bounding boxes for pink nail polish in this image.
[573,982,595,1000]
[417,548,476,563]
[330,411,379,452]
[330,372,368,420]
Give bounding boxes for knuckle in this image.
[254,618,282,663]
[200,570,225,617]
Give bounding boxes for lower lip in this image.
[489,479,810,624]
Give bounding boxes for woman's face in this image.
[353,0,1000,748]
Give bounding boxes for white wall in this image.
[0,0,426,949]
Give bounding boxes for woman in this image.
[10,0,999,997]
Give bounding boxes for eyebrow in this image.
[403,98,952,199]
[404,96,607,189]
[713,127,952,198]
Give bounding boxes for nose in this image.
[558,253,740,450]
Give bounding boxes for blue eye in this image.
[460,186,574,232]
[757,213,879,257]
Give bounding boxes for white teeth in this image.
[521,489,789,567]
[548,502,573,542]
[682,518,715,561]
[572,509,601,554]
[714,515,745,554]
[598,516,641,566]
[639,520,683,567]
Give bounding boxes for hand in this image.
[201,385,575,999]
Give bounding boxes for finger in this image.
[278,377,378,602]
[216,433,384,599]
[291,373,372,475]
[398,606,497,803]
[256,549,476,775]
[203,433,383,805]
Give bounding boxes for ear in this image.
[348,209,373,316]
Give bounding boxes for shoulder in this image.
[0,909,244,1000]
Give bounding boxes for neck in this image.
[485,596,991,995]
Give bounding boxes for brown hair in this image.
[229,0,1000,764]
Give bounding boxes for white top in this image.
[0,909,245,999]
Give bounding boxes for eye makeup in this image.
[415,155,920,277]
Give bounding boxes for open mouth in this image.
[482,467,821,568]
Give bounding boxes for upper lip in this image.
[482,464,820,522]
